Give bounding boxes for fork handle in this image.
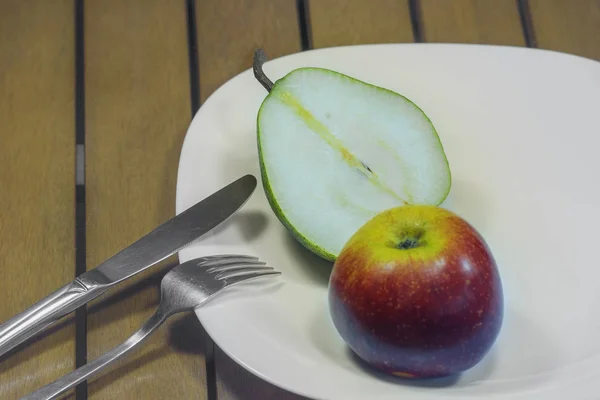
[0,280,108,357]
[22,306,170,400]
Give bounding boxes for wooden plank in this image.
[418,0,525,45]
[529,0,600,60]
[0,0,76,399]
[196,0,302,102]
[84,1,204,399]
[310,0,415,48]
[194,0,303,398]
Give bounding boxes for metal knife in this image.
[0,174,257,357]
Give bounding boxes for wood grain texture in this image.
[418,0,525,45]
[0,1,75,399]
[529,0,600,60]
[310,0,414,48]
[84,1,205,398]
[194,0,304,398]
[196,0,301,102]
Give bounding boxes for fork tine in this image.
[196,255,259,268]
[221,270,281,286]
[201,254,258,261]
[207,260,267,273]
[197,254,257,260]
[215,265,274,280]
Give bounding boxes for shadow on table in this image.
[85,309,207,396]
[215,345,312,400]
[84,259,207,394]
[167,312,205,355]
[0,313,76,366]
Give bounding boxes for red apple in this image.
[328,205,503,379]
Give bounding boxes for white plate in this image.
[175,43,600,400]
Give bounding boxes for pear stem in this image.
[253,48,273,92]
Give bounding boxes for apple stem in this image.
[398,238,419,250]
[253,48,274,92]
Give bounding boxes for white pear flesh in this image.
[257,67,451,261]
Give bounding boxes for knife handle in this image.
[0,280,107,357]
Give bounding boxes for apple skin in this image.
[328,205,503,379]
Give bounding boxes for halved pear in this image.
[254,50,451,261]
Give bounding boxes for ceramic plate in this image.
[175,43,600,400]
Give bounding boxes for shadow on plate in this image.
[348,349,463,388]
[197,279,285,309]
[284,232,333,287]
[308,300,361,373]
[208,210,269,242]
[441,178,488,231]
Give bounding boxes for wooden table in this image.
[0,0,598,399]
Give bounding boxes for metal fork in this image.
[22,254,280,400]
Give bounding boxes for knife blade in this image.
[0,174,257,356]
